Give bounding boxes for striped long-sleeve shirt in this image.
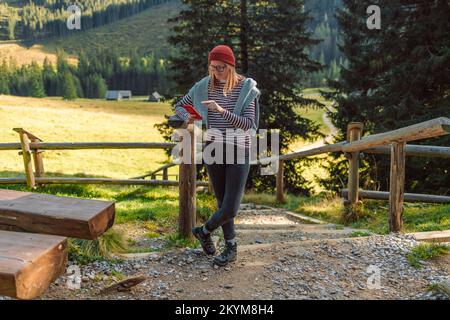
[174,79,256,149]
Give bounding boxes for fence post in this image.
[389,141,405,232]
[178,123,197,239]
[345,122,364,206]
[276,160,286,204]
[162,168,168,180]
[14,128,36,189]
[31,137,45,186]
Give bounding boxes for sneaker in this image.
[213,242,237,266]
[192,226,216,255]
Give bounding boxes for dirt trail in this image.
[294,108,339,152]
[31,203,449,300]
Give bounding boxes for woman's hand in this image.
[202,100,225,114]
[185,114,195,124]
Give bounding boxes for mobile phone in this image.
[182,105,202,120]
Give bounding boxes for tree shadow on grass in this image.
[1,170,182,226]
[0,170,177,202]
[0,170,117,199]
[112,186,178,203]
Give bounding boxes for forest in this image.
[0,0,343,87]
[0,49,171,99]
[0,0,174,40]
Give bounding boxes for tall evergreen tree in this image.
[7,11,18,40]
[61,71,78,100]
[0,60,10,95]
[42,58,57,96]
[322,0,450,195]
[167,0,233,92]
[28,62,46,98]
[166,0,323,194]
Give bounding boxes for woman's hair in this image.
[208,63,245,97]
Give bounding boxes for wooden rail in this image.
[341,117,450,152]
[1,126,206,239]
[132,163,177,180]
[363,145,450,158]
[341,189,450,204]
[0,177,209,187]
[2,117,449,235]
[1,142,178,150]
[272,117,450,232]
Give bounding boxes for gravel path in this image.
[1,203,448,300]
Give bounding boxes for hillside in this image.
[41,0,183,57]
[0,42,78,65]
[0,1,183,64]
[0,0,341,66]
[0,1,178,40]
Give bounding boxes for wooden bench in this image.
[0,230,67,300]
[0,188,116,299]
[0,189,115,240]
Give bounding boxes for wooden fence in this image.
[0,125,208,239]
[270,117,450,232]
[1,117,449,236]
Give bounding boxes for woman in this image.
[174,44,260,267]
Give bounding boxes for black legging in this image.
[203,142,250,240]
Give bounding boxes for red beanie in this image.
[208,45,236,67]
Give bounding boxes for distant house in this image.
[148,91,163,102]
[105,90,132,101]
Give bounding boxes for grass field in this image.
[0,95,175,179]
[0,90,332,181]
[0,42,79,65]
[42,1,182,57]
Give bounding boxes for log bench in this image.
[0,230,67,300]
[0,188,116,299]
[0,189,115,240]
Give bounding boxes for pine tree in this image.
[73,75,84,98]
[56,50,70,75]
[304,0,344,86]
[93,74,108,99]
[28,62,46,98]
[167,0,235,92]
[42,58,57,96]
[322,0,450,195]
[0,59,10,94]
[61,71,78,100]
[7,11,18,40]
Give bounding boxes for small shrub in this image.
[407,243,450,269]
[69,228,128,264]
[164,231,199,249]
[342,201,366,224]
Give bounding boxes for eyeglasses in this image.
[209,64,227,72]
